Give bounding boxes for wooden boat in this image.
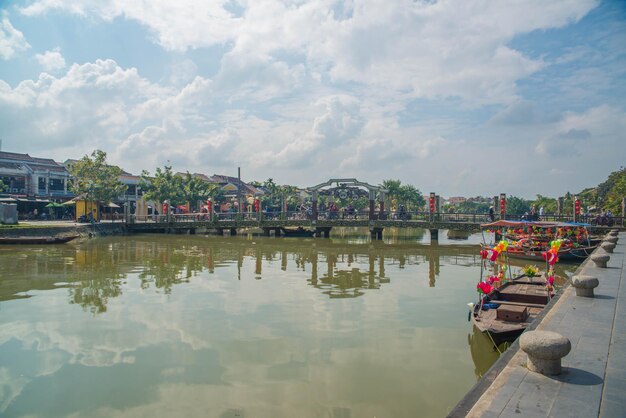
[482,220,597,262]
[0,235,80,245]
[280,227,315,237]
[504,243,596,262]
[472,276,551,346]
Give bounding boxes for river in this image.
[0,229,578,417]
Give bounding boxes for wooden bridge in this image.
[126,211,620,240]
[124,178,622,240]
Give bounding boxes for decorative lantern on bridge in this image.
[499,193,506,219]
[207,199,212,214]
[574,196,581,220]
[254,198,260,213]
[429,193,436,214]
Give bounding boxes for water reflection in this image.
[468,326,501,379]
[0,235,480,311]
[0,232,581,418]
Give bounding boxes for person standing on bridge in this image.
[488,206,495,222]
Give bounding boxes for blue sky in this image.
[0,0,625,198]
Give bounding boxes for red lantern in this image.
[574,199,581,215]
[429,196,436,213]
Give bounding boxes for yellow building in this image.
[76,200,99,221]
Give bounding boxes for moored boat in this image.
[482,220,598,262]
[280,227,315,237]
[0,235,80,245]
[472,276,551,346]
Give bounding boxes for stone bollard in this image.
[604,236,618,244]
[591,253,610,268]
[601,242,616,253]
[520,331,571,375]
[572,275,599,297]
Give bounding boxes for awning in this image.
[16,198,50,203]
[481,220,590,229]
[481,221,560,228]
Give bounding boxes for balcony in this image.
[37,189,70,197]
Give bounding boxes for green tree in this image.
[279,184,300,211]
[382,179,424,211]
[606,174,626,215]
[382,179,402,208]
[506,196,531,215]
[180,172,217,210]
[531,195,557,214]
[0,179,5,193]
[140,165,184,205]
[399,184,425,211]
[69,150,127,204]
[457,200,490,214]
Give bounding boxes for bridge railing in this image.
[127,212,624,226]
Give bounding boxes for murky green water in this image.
[0,229,577,417]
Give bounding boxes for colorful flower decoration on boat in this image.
[550,239,563,251]
[477,281,493,294]
[542,249,558,265]
[523,265,539,277]
[495,240,509,253]
[486,275,500,285]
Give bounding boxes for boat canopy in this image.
[481,220,559,228]
[481,220,590,229]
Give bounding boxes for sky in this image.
[0,0,625,199]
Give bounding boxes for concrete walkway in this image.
[457,233,625,417]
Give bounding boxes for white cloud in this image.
[19,0,597,105]
[34,47,66,71]
[535,105,626,157]
[3,0,623,197]
[0,12,30,60]
[0,59,169,158]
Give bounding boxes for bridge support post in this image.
[230,228,237,236]
[262,227,271,237]
[370,228,383,240]
[216,228,224,236]
[275,227,281,237]
[430,229,439,242]
[316,227,331,238]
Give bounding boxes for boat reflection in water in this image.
[468,326,501,379]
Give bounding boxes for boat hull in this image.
[0,235,80,245]
[472,278,549,346]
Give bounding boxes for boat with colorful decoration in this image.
[481,220,597,263]
[470,240,556,347]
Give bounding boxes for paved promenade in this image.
[454,232,625,417]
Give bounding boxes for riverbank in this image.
[449,233,625,417]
